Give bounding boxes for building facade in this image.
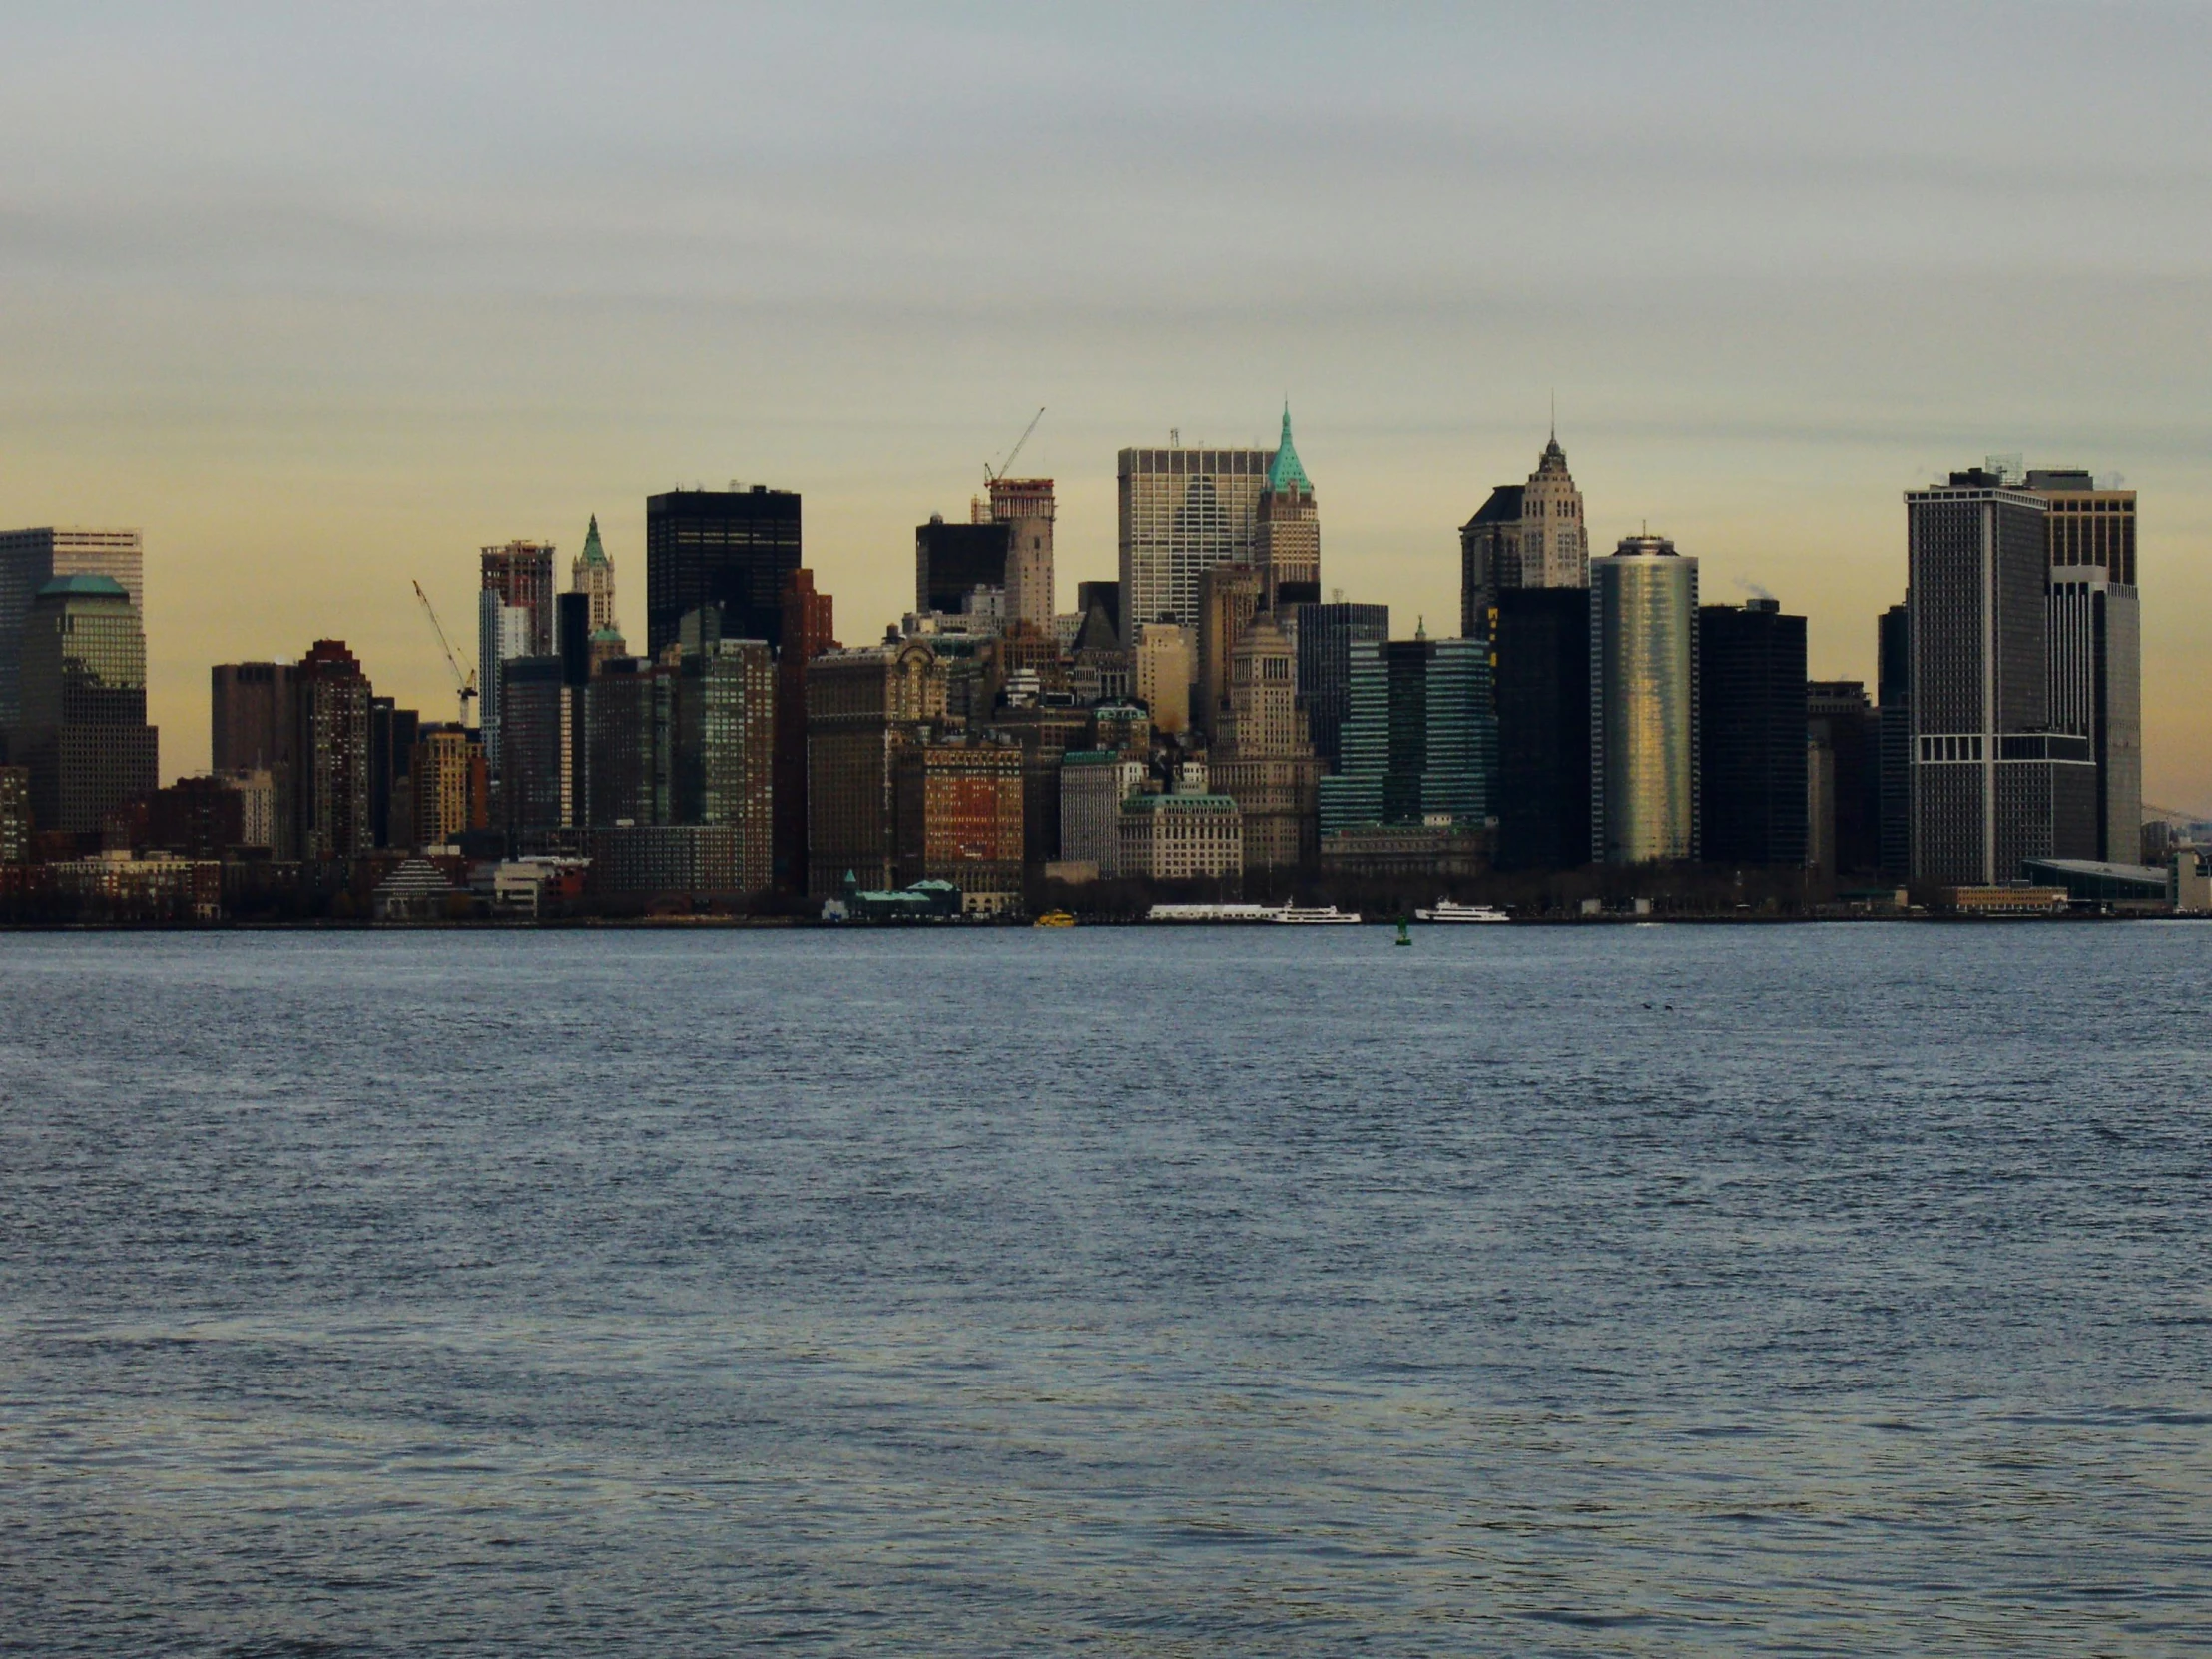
[1318,634,1494,835]
[482,540,556,656]
[775,568,836,894]
[1808,680,1880,879]
[6,575,159,836]
[647,485,802,658]
[1134,621,1193,735]
[1287,601,1389,774]
[990,477,1056,633]
[1060,751,1149,879]
[806,639,946,895]
[1117,788,1244,886]
[409,723,490,849]
[2028,469,2141,864]
[894,735,1025,901]
[1458,436,1588,634]
[1211,613,1322,872]
[1490,587,1590,870]
[1698,599,1809,869]
[1117,442,1276,641]
[1878,602,1912,880]
[672,637,775,894]
[1195,563,1262,741]
[1591,534,1698,864]
[292,639,374,861]
[572,514,619,638]
[916,516,1010,617]
[0,527,143,727]
[1254,406,1319,609]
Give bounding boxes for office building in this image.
[775,568,836,894]
[1490,587,1590,870]
[1117,440,1277,640]
[1076,580,1123,643]
[0,765,29,861]
[590,824,745,895]
[2028,469,2141,863]
[0,528,143,726]
[477,589,532,778]
[894,734,1025,903]
[1318,633,1494,835]
[648,485,802,657]
[1699,599,1808,868]
[1459,435,1588,634]
[498,656,568,836]
[481,540,556,656]
[223,768,280,853]
[1195,563,1263,741]
[672,637,775,893]
[139,776,245,859]
[573,514,619,637]
[1211,613,1322,872]
[1060,751,1149,878]
[1878,603,1912,880]
[1287,601,1389,772]
[291,639,374,861]
[1907,470,2094,886]
[369,697,420,850]
[409,723,489,849]
[1255,405,1319,609]
[915,515,1010,618]
[1808,681,1879,878]
[1591,534,1698,864]
[990,477,1056,633]
[1118,783,1243,886]
[6,575,159,835]
[211,662,294,775]
[1134,621,1193,735]
[582,656,666,830]
[806,639,946,895]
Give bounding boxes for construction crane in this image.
[985,406,1046,486]
[412,580,479,727]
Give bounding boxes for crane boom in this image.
[412,580,480,726]
[985,406,1047,484]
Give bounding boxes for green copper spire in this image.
[579,513,609,566]
[1266,401,1311,493]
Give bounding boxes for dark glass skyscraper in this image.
[1699,599,1808,868]
[914,517,1009,616]
[647,486,802,658]
[1878,602,1912,880]
[6,574,159,834]
[1490,587,1590,870]
[1318,634,1493,833]
[1288,601,1389,772]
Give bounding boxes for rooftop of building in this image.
[34,573,131,600]
[1123,792,1238,814]
[1461,484,1525,531]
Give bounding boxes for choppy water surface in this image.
[1,924,2208,1655]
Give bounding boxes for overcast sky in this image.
[6,1,2210,808]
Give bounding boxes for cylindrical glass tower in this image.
[1591,534,1699,863]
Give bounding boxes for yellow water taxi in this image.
[1033,910,1077,928]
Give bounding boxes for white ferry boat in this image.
[1273,905,1363,925]
[1146,903,1285,923]
[1414,899,1511,924]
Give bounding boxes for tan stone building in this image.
[1255,405,1318,609]
[990,477,1056,634]
[409,723,489,850]
[1459,433,1590,633]
[1118,784,1243,886]
[1210,612,1321,873]
[1196,563,1262,742]
[1134,621,1193,735]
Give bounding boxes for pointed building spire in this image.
[1266,400,1312,493]
[579,513,609,567]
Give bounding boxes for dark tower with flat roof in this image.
[647,486,802,659]
[1699,599,1808,868]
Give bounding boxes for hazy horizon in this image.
[7,2,2209,813]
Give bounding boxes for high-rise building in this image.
[291,639,374,861]
[211,662,294,775]
[1134,621,1193,735]
[1076,580,1123,643]
[476,590,532,783]
[1318,633,1494,835]
[498,656,567,837]
[1211,613,1322,872]
[1907,470,2095,886]
[0,765,30,861]
[1699,599,1808,868]
[1255,405,1319,609]
[409,724,489,849]
[1808,680,1880,879]
[1117,441,1277,641]
[1490,587,1590,871]
[481,540,556,656]
[806,639,946,895]
[894,734,1025,903]
[572,514,619,638]
[672,637,775,894]
[1459,436,1589,635]
[0,528,144,726]
[1287,601,1389,772]
[1878,603,1912,880]
[990,477,1056,633]
[2027,469,2141,863]
[5,575,158,835]
[1195,563,1263,741]
[915,515,1010,617]
[775,568,836,894]
[583,656,666,830]
[1591,534,1698,864]
[647,485,802,658]
[369,698,420,850]
[1059,751,1150,878]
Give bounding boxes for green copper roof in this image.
[579,514,609,567]
[1266,402,1311,494]
[36,574,129,599]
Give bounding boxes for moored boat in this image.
[1414,899,1511,923]
[1273,904,1363,925]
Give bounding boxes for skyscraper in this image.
[498,655,567,837]
[0,527,144,726]
[1133,622,1193,735]
[806,638,946,895]
[672,637,775,894]
[409,724,489,849]
[481,540,556,656]
[775,568,836,894]
[477,588,532,785]
[1255,405,1319,609]
[211,662,294,774]
[1459,436,1589,634]
[1318,632,1494,837]
[291,639,374,861]
[1117,440,1277,640]
[1210,613,1322,872]
[915,515,1010,616]
[1490,587,1590,870]
[647,485,802,658]
[2026,469,2141,864]
[1195,563,1262,741]
[1907,470,2094,886]
[1288,600,1390,772]
[5,575,159,834]
[1698,599,1808,868]
[990,477,1056,633]
[572,514,619,638]
[369,697,420,850]
[1591,534,1698,864]
[1808,680,1880,879]
[1877,603,1912,880]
